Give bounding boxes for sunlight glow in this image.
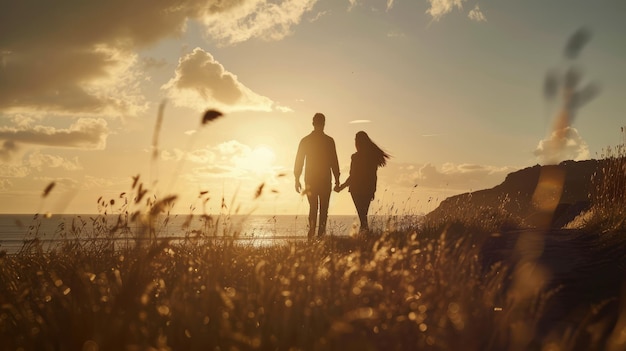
[235,145,276,176]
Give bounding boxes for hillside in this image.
[425,159,603,228]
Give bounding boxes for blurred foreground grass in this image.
[1,214,625,350]
[0,226,518,350]
[2,149,626,351]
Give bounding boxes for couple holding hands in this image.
[294,113,390,239]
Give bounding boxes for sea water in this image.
[0,214,369,254]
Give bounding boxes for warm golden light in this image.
[234,145,277,176]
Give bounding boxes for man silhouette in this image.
[294,113,340,239]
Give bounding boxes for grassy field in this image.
[1,154,626,350]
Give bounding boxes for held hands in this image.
[297,179,345,193]
[334,183,346,193]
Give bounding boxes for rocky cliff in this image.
[425,159,603,228]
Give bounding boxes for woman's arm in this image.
[336,177,350,192]
[336,153,357,192]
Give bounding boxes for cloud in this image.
[27,151,83,171]
[163,48,278,112]
[0,149,82,178]
[388,162,516,191]
[276,105,295,113]
[345,0,394,12]
[0,0,189,116]
[33,176,80,190]
[309,11,330,22]
[534,127,590,164]
[80,175,118,190]
[0,118,109,150]
[0,0,316,116]
[426,0,465,21]
[468,4,486,22]
[201,0,318,45]
[167,140,282,180]
[0,164,30,178]
[0,44,146,117]
[349,120,372,124]
[0,178,12,191]
[9,115,40,128]
[387,30,406,38]
[142,57,169,70]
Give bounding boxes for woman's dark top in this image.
[347,151,378,198]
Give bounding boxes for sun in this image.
[236,145,277,176]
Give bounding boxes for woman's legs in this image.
[351,192,371,231]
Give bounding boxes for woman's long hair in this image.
[355,131,391,167]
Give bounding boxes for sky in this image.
[0,0,625,217]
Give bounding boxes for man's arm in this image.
[294,139,305,193]
[330,138,340,186]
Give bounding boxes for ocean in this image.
[0,213,387,254]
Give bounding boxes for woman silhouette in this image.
[336,131,390,233]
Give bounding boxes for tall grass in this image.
[1,107,625,350]
[585,141,626,231]
[1,221,537,350]
[2,200,624,350]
